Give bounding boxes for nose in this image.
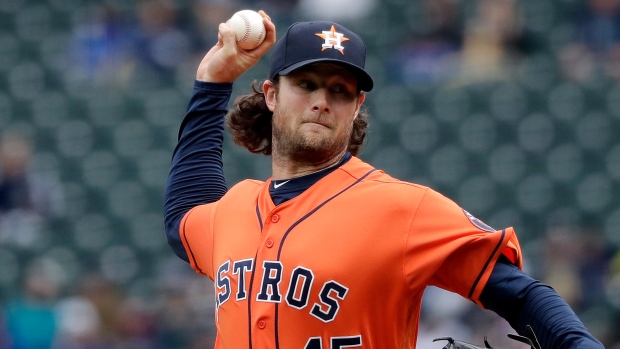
[311,89,330,114]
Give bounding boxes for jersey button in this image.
[271,214,280,223]
[258,320,266,329]
[266,239,274,248]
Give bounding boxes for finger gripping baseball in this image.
[228,10,266,50]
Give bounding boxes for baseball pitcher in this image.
[164,11,605,349]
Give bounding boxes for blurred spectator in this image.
[0,131,64,250]
[458,0,527,83]
[538,225,619,346]
[559,0,620,81]
[578,0,620,53]
[69,4,136,90]
[387,0,532,86]
[386,0,463,85]
[540,226,616,310]
[540,226,584,307]
[578,227,615,309]
[2,259,60,349]
[76,274,124,346]
[133,0,193,86]
[54,294,104,349]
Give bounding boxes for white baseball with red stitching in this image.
[227,10,266,50]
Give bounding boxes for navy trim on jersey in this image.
[256,205,263,230]
[247,250,259,349]
[468,229,506,299]
[180,208,203,274]
[272,168,377,349]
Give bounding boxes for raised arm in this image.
[163,12,276,262]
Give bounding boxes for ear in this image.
[263,80,277,112]
[353,92,366,119]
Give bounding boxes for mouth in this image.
[305,121,327,126]
[302,122,332,133]
[302,119,331,129]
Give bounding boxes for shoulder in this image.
[337,156,431,203]
[230,178,264,188]
[225,179,264,196]
[343,156,428,189]
[183,179,265,218]
[217,179,265,205]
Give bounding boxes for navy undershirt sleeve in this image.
[480,256,604,349]
[164,81,231,262]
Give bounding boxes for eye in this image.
[298,81,316,90]
[331,84,356,100]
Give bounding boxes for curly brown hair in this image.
[225,80,369,156]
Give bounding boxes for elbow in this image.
[164,208,190,263]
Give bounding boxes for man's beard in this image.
[272,106,353,165]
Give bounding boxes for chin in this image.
[290,139,346,164]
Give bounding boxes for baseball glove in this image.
[434,325,541,349]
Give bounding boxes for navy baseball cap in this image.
[269,21,374,91]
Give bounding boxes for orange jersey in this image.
[180,156,522,349]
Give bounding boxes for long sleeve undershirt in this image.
[164,81,230,262]
[163,81,604,349]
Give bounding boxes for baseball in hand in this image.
[227,10,266,50]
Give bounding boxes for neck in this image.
[271,149,346,180]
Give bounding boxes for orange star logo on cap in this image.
[315,25,349,54]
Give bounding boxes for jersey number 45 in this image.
[304,335,362,349]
